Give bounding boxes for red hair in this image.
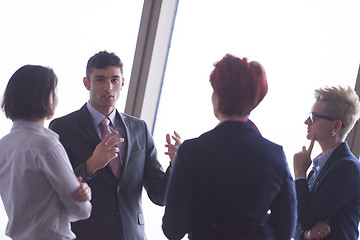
[209,54,268,116]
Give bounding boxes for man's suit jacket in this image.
[49,104,170,240]
[294,142,360,240]
[162,121,297,240]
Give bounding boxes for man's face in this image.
[83,66,124,116]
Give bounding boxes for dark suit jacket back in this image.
[162,121,297,240]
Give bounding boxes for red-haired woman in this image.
[162,54,296,240]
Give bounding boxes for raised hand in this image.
[86,131,124,176]
[165,131,181,166]
[293,137,315,178]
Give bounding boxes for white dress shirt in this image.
[0,121,91,240]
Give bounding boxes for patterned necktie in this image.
[308,159,319,191]
[99,117,121,179]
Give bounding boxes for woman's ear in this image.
[333,120,343,133]
[212,91,220,119]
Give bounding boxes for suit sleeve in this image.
[268,149,297,240]
[162,144,191,240]
[296,160,360,230]
[142,120,170,206]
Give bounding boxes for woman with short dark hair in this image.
[2,65,58,121]
[0,65,92,240]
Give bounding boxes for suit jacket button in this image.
[116,187,120,192]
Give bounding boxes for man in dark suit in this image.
[49,50,180,240]
[293,86,360,240]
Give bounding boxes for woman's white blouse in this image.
[0,121,91,240]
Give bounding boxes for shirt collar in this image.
[313,145,338,172]
[12,120,58,138]
[218,116,248,126]
[86,101,117,127]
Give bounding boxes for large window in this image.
[147,1,360,239]
[1,1,360,239]
[0,0,143,238]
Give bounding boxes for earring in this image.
[332,131,336,136]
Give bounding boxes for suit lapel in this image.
[310,142,348,192]
[118,112,131,177]
[78,104,102,146]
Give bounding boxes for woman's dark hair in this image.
[1,65,58,121]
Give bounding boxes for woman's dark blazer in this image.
[294,142,360,240]
[162,121,297,240]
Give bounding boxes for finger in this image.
[101,131,119,145]
[324,222,331,232]
[174,131,181,139]
[308,137,315,153]
[319,225,330,235]
[74,189,90,202]
[107,152,119,162]
[314,233,322,240]
[172,135,181,145]
[73,188,84,200]
[77,176,83,182]
[166,133,171,144]
[79,182,87,190]
[318,223,328,232]
[107,138,124,148]
[108,147,120,155]
[166,152,175,157]
[312,229,322,240]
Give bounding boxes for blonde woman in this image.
[293,86,360,240]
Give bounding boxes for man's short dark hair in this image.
[2,65,58,121]
[86,50,124,78]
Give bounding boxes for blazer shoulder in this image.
[119,112,143,122]
[49,105,87,131]
[330,142,360,167]
[323,144,360,184]
[187,124,283,150]
[119,112,147,129]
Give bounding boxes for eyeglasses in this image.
[309,112,345,128]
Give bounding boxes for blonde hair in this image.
[315,85,360,138]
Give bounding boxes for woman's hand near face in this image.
[293,138,315,179]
